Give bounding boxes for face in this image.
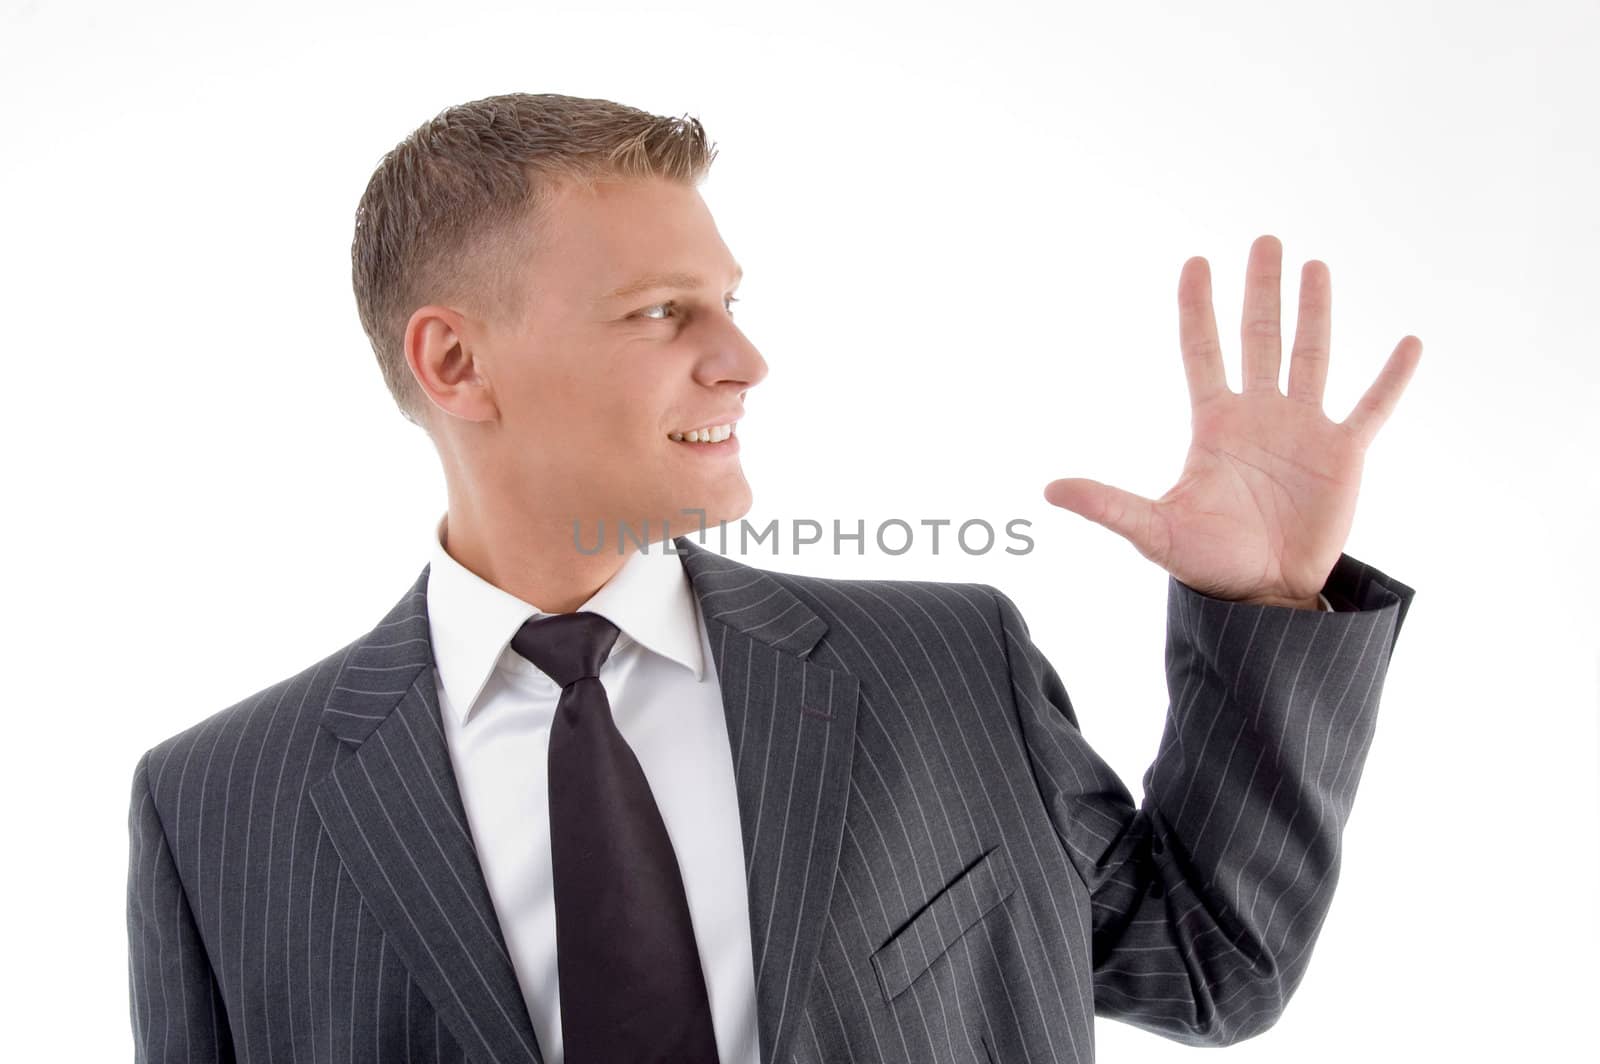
[411,175,768,549]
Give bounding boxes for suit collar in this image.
[312,535,858,1064]
[668,534,830,657]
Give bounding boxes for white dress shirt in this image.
[425,514,760,1064]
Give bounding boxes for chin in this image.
[661,482,752,539]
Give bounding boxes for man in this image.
[126,92,1418,1064]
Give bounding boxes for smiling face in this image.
[411,175,769,550]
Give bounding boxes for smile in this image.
[668,422,736,443]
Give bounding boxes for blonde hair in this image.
[350,92,719,429]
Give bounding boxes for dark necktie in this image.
[509,610,721,1064]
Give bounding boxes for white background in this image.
[3,0,1596,1059]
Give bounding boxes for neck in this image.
[439,500,649,615]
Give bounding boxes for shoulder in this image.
[763,566,1018,658]
[133,634,360,803]
[777,565,1001,620]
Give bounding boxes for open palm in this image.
[1044,235,1422,608]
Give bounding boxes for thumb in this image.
[1043,477,1159,557]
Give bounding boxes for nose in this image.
[741,340,769,389]
[698,320,769,391]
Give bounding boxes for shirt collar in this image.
[425,513,706,724]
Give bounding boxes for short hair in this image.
[350,92,719,430]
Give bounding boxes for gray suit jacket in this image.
[127,536,1414,1063]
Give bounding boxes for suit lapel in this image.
[673,536,861,1064]
[307,539,860,1064]
[308,568,545,1064]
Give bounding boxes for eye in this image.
[636,295,740,321]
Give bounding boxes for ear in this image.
[406,304,497,425]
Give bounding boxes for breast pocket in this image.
[870,844,1016,1003]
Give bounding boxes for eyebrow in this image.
[598,264,744,303]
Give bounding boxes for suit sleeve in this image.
[127,749,237,1063]
[991,551,1415,1047]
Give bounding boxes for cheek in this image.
[604,371,674,432]
[501,363,576,421]
[512,373,634,435]
[577,393,669,476]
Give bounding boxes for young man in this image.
[126,92,1419,1064]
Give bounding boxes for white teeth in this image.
[670,422,735,443]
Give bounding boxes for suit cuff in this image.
[1175,551,1416,656]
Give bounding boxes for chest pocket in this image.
[870,844,1016,1002]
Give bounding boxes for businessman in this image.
[126,92,1419,1064]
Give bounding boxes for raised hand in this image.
[1043,235,1421,608]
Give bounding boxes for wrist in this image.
[1241,592,1324,610]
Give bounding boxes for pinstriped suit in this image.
[126,535,1415,1063]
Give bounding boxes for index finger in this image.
[1178,255,1229,407]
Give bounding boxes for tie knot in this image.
[509,611,621,688]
